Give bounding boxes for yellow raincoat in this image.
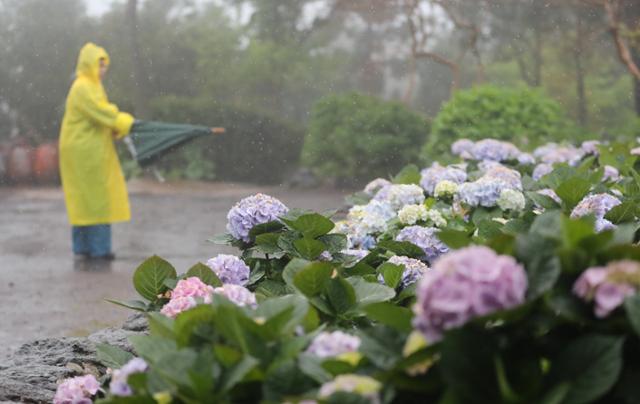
[59,43,135,226]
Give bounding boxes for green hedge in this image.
[150,96,304,183]
[422,85,573,161]
[302,93,429,186]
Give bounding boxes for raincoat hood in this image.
[76,42,110,82]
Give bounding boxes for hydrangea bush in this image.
[59,137,640,404]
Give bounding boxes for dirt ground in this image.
[0,179,346,354]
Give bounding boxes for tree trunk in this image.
[633,48,640,116]
[126,0,150,118]
[574,13,588,126]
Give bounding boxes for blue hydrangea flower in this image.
[378,255,430,289]
[226,194,289,242]
[456,179,507,207]
[420,163,467,195]
[206,254,250,285]
[374,184,425,210]
[395,226,449,263]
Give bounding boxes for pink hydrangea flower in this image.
[305,331,361,358]
[54,374,100,404]
[170,277,215,303]
[413,246,527,342]
[573,260,640,318]
[160,296,197,318]
[213,284,257,308]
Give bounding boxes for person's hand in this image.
[211,127,226,134]
[112,130,119,139]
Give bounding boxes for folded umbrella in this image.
[124,120,224,167]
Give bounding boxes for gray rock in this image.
[0,315,147,403]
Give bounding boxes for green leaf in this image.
[293,237,326,260]
[186,262,222,287]
[554,178,591,209]
[208,232,237,245]
[147,312,175,339]
[173,304,217,347]
[377,240,424,258]
[393,164,421,184]
[249,220,285,240]
[624,295,640,337]
[363,302,412,332]
[95,343,134,369]
[325,277,357,314]
[256,295,310,335]
[282,258,310,289]
[105,299,148,312]
[318,233,348,253]
[128,335,177,363]
[440,327,501,404]
[254,233,283,254]
[539,383,571,404]
[437,229,472,248]
[527,192,561,210]
[378,262,404,289]
[299,354,332,383]
[550,334,624,404]
[283,213,335,238]
[219,355,258,392]
[477,219,503,239]
[293,262,334,296]
[133,256,177,302]
[605,201,639,224]
[357,326,405,370]
[348,277,395,307]
[526,256,561,299]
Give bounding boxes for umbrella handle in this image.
[123,137,138,159]
[211,127,226,134]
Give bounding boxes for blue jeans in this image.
[72,225,112,257]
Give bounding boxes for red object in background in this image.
[32,142,59,184]
[7,143,33,183]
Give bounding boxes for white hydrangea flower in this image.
[425,209,447,228]
[434,180,458,198]
[497,189,526,211]
[398,204,428,225]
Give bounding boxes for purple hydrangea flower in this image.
[470,139,521,162]
[373,184,425,210]
[306,331,361,358]
[517,153,535,165]
[482,165,522,190]
[364,178,391,196]
[413,246,527,342]
[532,163,553,181]
[227,194,289,242]
[54,375,100,404]
[451,139,474,159]
[456,179,506,207]
[213,284,257,308]
[535,188,562,205]
[420,163,468,195]
[581,140,601,155]
[396,226,448,263]
[378,255,430,288]
[110,358,148,397]
[603,165,620,182]
[206,254,250,286]
[533,143,584,166]
[571,193,621,232]
[573,261,640,318]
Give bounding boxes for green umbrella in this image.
[124,120,224,167]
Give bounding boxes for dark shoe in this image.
[88,253,116,261]
[74,253,89,261]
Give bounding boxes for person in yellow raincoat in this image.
[59,43,134,260]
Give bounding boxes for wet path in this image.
[0,180,346,353]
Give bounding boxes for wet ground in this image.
[0,179,346,354]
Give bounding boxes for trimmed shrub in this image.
[423,85,573,161]
[302,93,429,186]
[150,96,304,183]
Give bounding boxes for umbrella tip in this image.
[211,127,226,134]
